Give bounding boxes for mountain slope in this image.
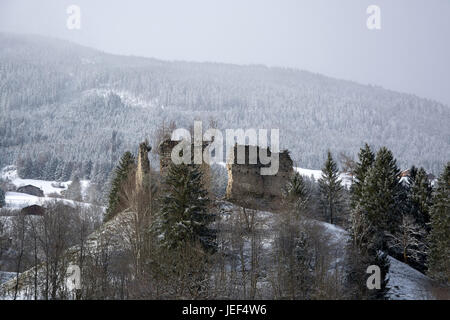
[0,33,448,176]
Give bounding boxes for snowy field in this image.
[3,192,92,210]
[1,166,92,210]
[1,165,90,197]
[294,167,353,188]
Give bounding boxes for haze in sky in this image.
[1,0,449,106]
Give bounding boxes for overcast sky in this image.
[1,0,449,106]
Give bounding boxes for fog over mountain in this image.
[1,0,450,106]
[0,33,448,177]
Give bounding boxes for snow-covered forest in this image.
[0,33,449,184]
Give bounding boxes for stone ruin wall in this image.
[158,139,212,192]
[135,141,151,192]
[157,140,294,211]
[226,145,294,212]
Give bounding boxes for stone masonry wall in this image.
[226,145,293,211]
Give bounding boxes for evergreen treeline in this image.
[1,143,448,300]
[343,144,449,297]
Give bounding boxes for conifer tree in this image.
[352,147,401,298]
[351,143,375,208]
[283,171,309,216]
[408,166,433,230]
[349,143,375,250]
[104,151,135,222]
[347,144,391,300]
[55,161,65,181]
[159,163,216,252]
[62,162,74,181]
[65,175,83,201]
[318,151,343,224]
[346,203,391,300]
[0,186,5,208]
[44,157,59,181]
[360,147,402,244]
[428,162,450,284]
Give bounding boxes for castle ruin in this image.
[135,141,151,192]
[158,138,212,191]
[157,140,294,211]
[225,145,294,211]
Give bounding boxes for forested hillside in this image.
[0,33,449,182]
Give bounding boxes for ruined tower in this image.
[158,138,212,191]
[226,145,293,212]
[158,139,179,175]
[136,140,151,192]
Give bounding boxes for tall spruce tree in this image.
[346,200,391,299]
[349,143,375,247]
[360,147,402,245]
[355,147,402,298]
[283,172,309,216]
[408,166,433,230]
[159,163,216,252]
[318,151,343,224]
[428,162,450,284]
[347,144,391,300]
[351,143,375,208]
[104,151,135,222]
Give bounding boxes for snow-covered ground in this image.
[319,221,434,300]
[294,167,353,188]
[1,165,90,197]
[1,166,92,210]
[388,256,434,300]
[4,192,92,210]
